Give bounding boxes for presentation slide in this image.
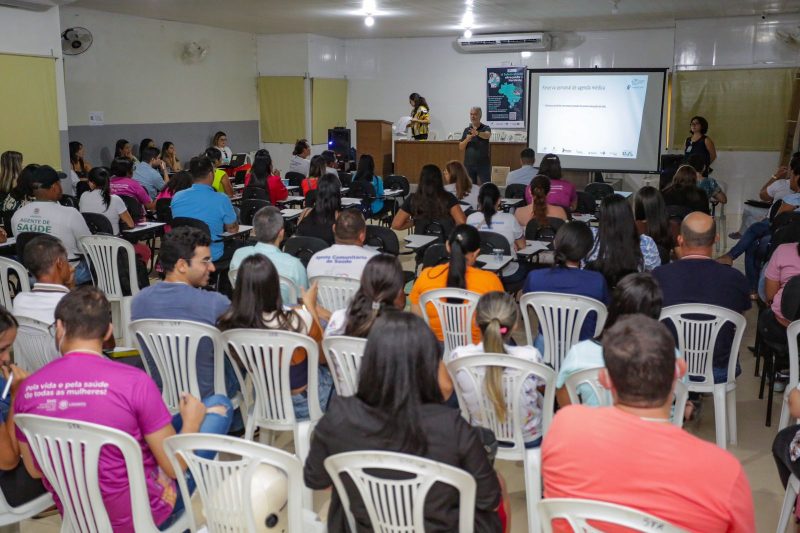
[527,69,666,173]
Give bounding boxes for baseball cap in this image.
[31,165,60,189]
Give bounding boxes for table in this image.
[500,198,524,211]
[572,213,596,224]
[341,197,362,207]
[476,254,513,272]
[281,209,303,220]
[286,185,300,193]
[404,234,438,250]
[383,189,404,198]
[122,221,166,238]
[517,240,550,257]
[220,225,253,239]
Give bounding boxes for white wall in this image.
[0,5,70,169]
[61,7,257,126]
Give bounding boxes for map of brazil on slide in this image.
[499,83,522,108]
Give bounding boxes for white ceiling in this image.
[68,0,800,38]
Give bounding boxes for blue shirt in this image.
[230,242,309,303]
[131,281,232,398]
[133,162,166,200]
[506,165,539,187]
[523,266,609,340]
[171,184,237,260]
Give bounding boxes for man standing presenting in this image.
[459,106,492,184]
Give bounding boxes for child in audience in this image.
[304,311,503,533]
[217,254,333,419]
[324,254,406,337]
[450,291,545,447]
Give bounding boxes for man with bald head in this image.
[653,212,751,383]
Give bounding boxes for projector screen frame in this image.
[526,67,669,175]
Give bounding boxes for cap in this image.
[31,165,60,189]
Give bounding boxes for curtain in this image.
[0,54,60,168]
[311,78,348,145]
[670,68,797,151]
[257,76,306,143]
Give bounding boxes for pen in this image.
[1,373,12,401]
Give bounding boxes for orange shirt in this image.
[542,405,755,533]
[409,264,503,342]
[301,177,318,196]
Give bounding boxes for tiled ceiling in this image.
[69,0,800,38]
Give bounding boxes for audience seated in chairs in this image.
[324,254,405,337]
[586,193,661,288]
[662,164,710,215]
[217,253,332,420]
[556,272,680,408]
[392,164,467,234]
[288,138,311,177]
[351,154,385,217]
[1,164,37,236]
[13,235,72,324]
[687,153,727,206]
[171,156,241,263]
[542,314,755,531]
[303,311,504,533]
[466,183,528,291]
[155,170,192,203]
[14,287,234,531]
[505,147,539,187]
[654,212,750,384]
[444,160,479,211]
[525,154,576,213]
[10,165,92,285]
[108,157,154,218]
[514,175,568,228]
[296,174,341,245]
[410,225,503,347]
[131,227,242,414]
[633,185,674,264]
[247,150,287,203]
[204,147,234,198]
[307,209,377,280]
[732,158,799,239]
[301,155,325,197]
[0,307,47,508]
[523,221,609,354]
[231,206,308,302]
[79,167,135,235]
[133,146,169,201]
[450,291,545,447]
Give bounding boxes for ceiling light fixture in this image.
[464,29,473,38]
[365,15,375,26]
[520,51,532,58]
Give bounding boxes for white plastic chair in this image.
[538,498,685,533]
[129,319,246,417]
[660,304,746,449]
[520,292,607,373]
[0,484,52,533]
[228,269,301,304]
[309,275,360,312]
[564,366,690,427]
[80,235,138,347]
[321,335,367,397]
[778,320,800,430]
[446,353,556,533]
[0,256,29,310]
[12,316,58,372]
[778,474,800,533]
[324,450,476,533]
[162,434,324,533]
[418,288,481,358]
[14,413,190,533]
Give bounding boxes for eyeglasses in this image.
[48,322,56,337]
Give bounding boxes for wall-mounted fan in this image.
[61,27,93,55]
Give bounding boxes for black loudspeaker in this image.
[328,128,351,160]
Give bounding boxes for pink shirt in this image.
[15,352,175,532]
[542,405,755,533]
[111,176,151,219]
[765,243,800,322]
[525,178,577,210]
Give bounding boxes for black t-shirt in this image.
[662,186,710,214]
[401,192,460,235]
[295,214,335,245]
[460,123,491,168]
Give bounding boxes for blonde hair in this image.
[475,291,518,422]
[445,160,472,200]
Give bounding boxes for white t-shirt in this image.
[262,306,313,334]
[466,210,523,276]
[307,244,378,280]
[767,179,793,202]
[11,201,91,261]
[449,342,544,444]
[12,283,69,325]
[79,189,128,235]
[445,182,479,211]
[288,155,311,176]
[324,308,348,337]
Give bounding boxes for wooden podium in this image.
[355,119,393,176]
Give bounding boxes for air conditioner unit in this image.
[457,32,551,53]
[0,0,71,11]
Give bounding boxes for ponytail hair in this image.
[87,166,112,209]
[345,255,404,338]
[475,291,518,422]
[446,224,481,290]
[530,174,551,227]
[478,183,499,228]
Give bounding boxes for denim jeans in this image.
[74,258,92,285]
[728,219,771,290]
[159,394,234,531]
[291,365,334,420]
